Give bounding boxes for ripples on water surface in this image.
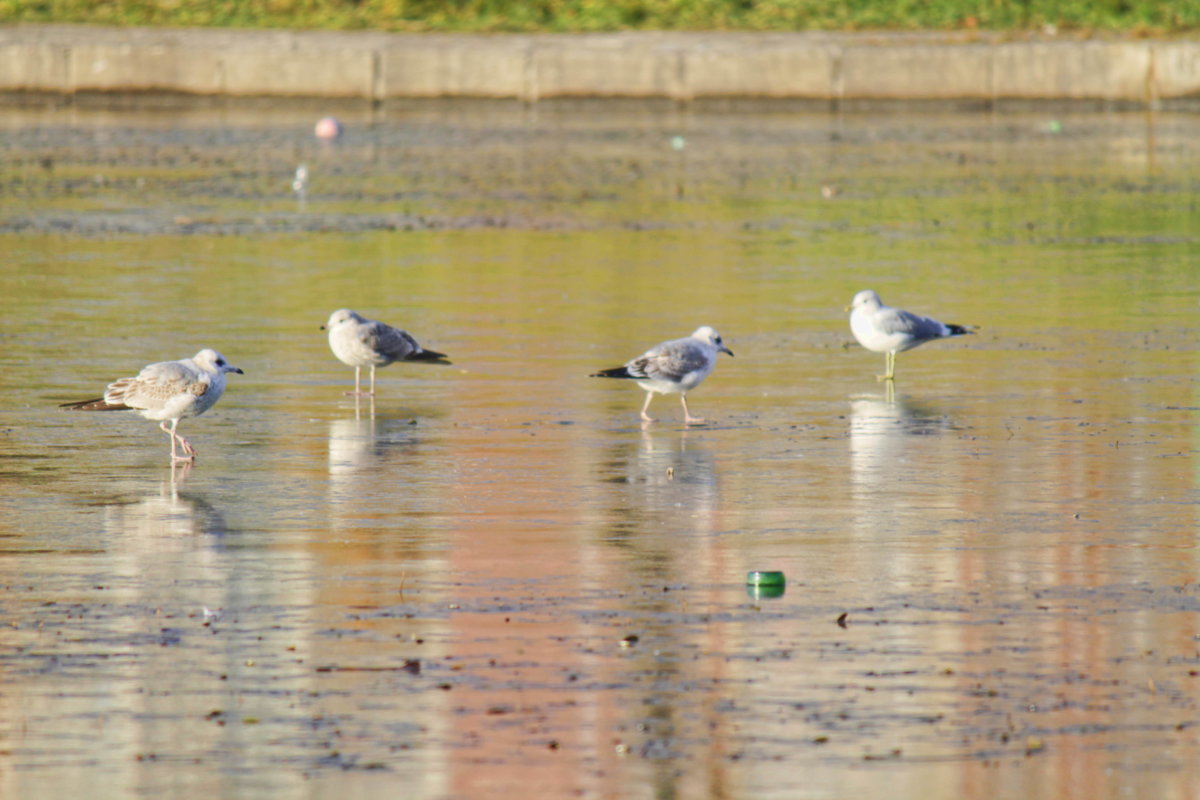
[0,101,1198,799]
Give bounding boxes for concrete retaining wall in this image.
[1,24,1199,105]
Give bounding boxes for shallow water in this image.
[1,101,1199,799]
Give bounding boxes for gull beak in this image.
[844,303,853,312]
[319,324,327,331]
[720,345,734,357]
[230,366,245,375]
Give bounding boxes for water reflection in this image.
[327,396,400,483]
[604,428,718,512]
[102,463,230,542]
[327,404,413,494]
[594,428,720,589]
[584,428,735,800]
[849,388,956,464]
[848,388,958,530]
[4,104,1200,799]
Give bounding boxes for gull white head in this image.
[323,308,365,331]
[691,326,734,357]
[193,348,244,375]
[848,290,884,313]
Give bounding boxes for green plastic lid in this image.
[747,583,786,600]
[746,570,786,586]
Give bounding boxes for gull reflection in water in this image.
[102,462,230,542]
[600,428,720,550]
[849,385,957,528]
[327,399,422,507]
[328,396,382,487]
[636,427,718,510]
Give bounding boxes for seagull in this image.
[60,349,244,462]
[322,309,451,397]
[292,164,308,195]
[847,289,973,381]
[590,326,733,424]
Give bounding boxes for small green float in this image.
[746,570,786,599]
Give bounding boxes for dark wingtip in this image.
[590,367,633,379]
[409,349,451,365]
[947,323,975,336]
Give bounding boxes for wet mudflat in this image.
[1,100,1199,799]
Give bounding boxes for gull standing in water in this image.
[847,289,973,381]
[590,326,733,424]
[61,348,244,462]
[323,309,451,397]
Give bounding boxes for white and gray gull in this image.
[322,308,451,397]
[60,348,244,462]
[847,289,973,381]
[590,326,733,425]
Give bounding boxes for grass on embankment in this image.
[1,0,1197,34]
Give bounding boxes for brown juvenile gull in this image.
[847,289,973,381]
[61,348,244,462]
[322,309,451,397]
[590,326,733,425]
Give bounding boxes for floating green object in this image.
[746,570,785,586]
[747,583,786,600]
[746,571,786,599]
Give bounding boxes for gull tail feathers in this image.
[60,398,130,411]
[408,349,452,365]
[590,366,636,380]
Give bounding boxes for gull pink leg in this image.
[160,420,176,459]
[177,433,197,459]
[640,391,656,423]
[161,419,195,462]
[345,366,363,396]
[681,395,705,425]
[345,366,375,397]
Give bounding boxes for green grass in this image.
[1,0,1198,33]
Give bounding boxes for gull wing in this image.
[628,338,710,382]
[874,306,951,340]
[106,360,210,410]
[362,321,422,361]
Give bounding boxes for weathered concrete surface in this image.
[1,24,1199,105]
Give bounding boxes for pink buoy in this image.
[314,117,343,140]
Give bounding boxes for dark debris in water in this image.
[0,574,1196,779]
